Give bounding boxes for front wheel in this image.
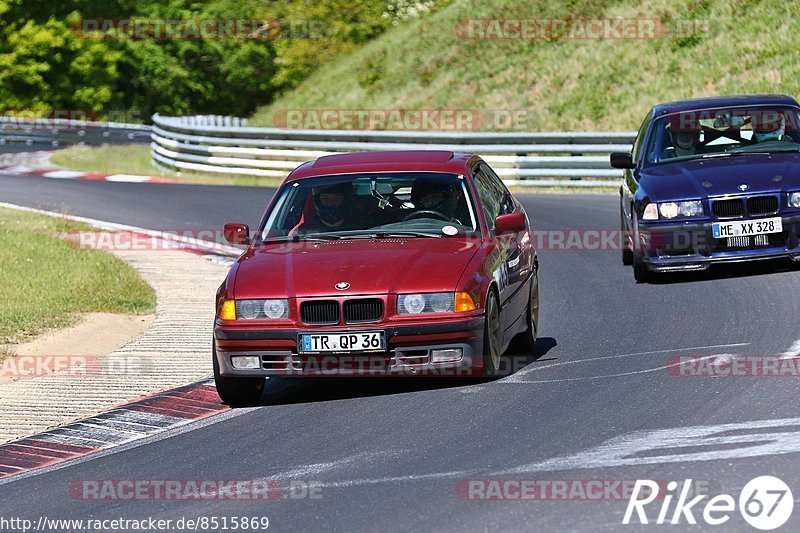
[631,214,651,283]
[482,290,509,377]
[510,276,539,354]
[213,346,265,406]
[621,209,633,266]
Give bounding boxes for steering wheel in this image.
[403,210,450,222]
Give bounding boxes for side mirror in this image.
[610,152,635,169]
[495,212,526,235]
[224,223,250,245]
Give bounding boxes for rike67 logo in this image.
[623,476,793,530]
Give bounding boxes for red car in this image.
[214,150,539,405]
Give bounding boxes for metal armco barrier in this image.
[151,114,633,187]
[0,113,634,186]
[0,117,151,147]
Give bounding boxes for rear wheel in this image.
[213,346,265,406]
[482,290,508,377]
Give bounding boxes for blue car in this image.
[613,94,800,282]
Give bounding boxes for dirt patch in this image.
[1,313,154,383]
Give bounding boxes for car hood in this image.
[233,238,482,298]
[639,152,800,200]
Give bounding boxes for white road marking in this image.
[782,339,800,358]
[501,417,800,473]
[42,170,86,179]
[0,166,33,174]
[105,174,153,182]
[261,451,403,481]
[501,354,724,384]
[0,202,241,257]
[501,343,750,383]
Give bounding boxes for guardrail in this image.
[151,114,633,187]
[0,117,151,147]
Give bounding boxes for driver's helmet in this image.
[312,182,351,225]
[751,110,786,143]
[666,113,701,156]
[410,179,454,213]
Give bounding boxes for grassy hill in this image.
[250,0,800,131]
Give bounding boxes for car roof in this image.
[285,150,478,182]
[651,94,800,116]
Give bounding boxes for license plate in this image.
[712,217,782,239]
[298,331,385,353]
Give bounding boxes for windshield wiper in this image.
[349,231,443,239]
[375,231,442,239]
[701,151,772,159]
[704,146,800,158]
[261,233,345,243]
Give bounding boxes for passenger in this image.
[300,182,357,232]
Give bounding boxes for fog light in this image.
[231,355,260,369]
[431,348,463,363]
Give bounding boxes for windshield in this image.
[645,105,800,165]
[258,172,478,241]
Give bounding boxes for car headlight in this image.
[642,203,658,220]
[659,202,679,219]
[678,200,703,217]
[789,192,800,208]
[234,299,289,320]
[645,201,704,220]
[398,293,455,314]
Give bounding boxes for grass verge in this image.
[0,207,156,347]
[50,145,285,187]
[251,0,799,132]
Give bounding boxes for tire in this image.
[631,214,651,283]
[621,209,633,266]
[482,289,508,377]
[510,275,539,355]
[633,252,651,283]
[213,346,265,406]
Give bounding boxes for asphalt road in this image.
[2,172,800,532]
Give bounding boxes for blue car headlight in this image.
[644,201,704,220]
[789,192,800,208]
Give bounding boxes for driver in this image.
[300,182,357,232]
[665,114,701,157]
[409,179,458,220]
[751,111,789,143]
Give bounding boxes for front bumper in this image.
[637,214,800,272]
[214,316,486,378]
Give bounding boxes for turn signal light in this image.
[454,292,476,312]
[219,300,237,320]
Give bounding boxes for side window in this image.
[483,164,515,214]
[631,111,652,164]
[473,166,506,232]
